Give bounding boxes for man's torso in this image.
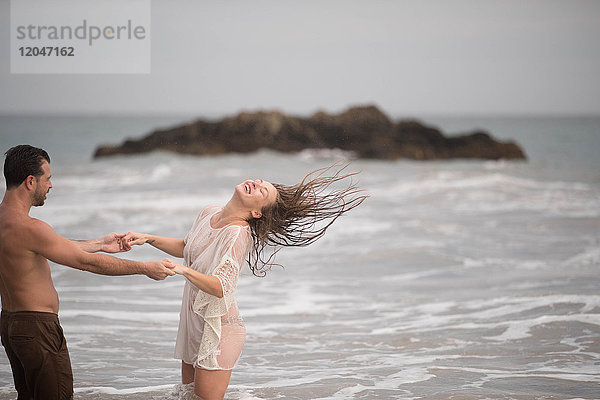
[0,206,59,313]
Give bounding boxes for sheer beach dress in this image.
[174,206,252,370]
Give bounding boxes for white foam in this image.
[58,296,182,306]
[369,171,600,217]
[240,280,341,318]
[0,386,15,395]
[56,280,183,292]
[369,294,600,338]
[441,364,600,387]
[151,164,173,180]
[74,384,175,395]
[385,269,444,282]
[564,247,600,267]
[64,324,177,334]
[297,148,357,161]
[59,309,179,323]
[485,313,600,341]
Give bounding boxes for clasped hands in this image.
[99,232,187,280]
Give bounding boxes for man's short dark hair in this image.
[3,145,51,189]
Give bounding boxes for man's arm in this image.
[72,233,127,253]
[29,220,174,280]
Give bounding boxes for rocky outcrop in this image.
[93,105,526,160]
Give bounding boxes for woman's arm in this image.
[166,258,224,298]
[123,232,185,258]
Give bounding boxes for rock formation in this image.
[93,105,526,160]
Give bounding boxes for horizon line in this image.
[1,109,600,120]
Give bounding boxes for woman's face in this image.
[235,178,278,214]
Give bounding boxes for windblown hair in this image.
[247,164,368,277]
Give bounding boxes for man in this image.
[0,145,175,400]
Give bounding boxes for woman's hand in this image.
[163,258,188,275]
[163,258,224,297]
[121,234,185,258]
[122,232,150,249]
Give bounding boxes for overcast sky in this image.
[1,0,599,117]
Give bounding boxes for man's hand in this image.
[99,233,129,253]
[143,259,176,280]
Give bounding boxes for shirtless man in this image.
[0,145,175,400]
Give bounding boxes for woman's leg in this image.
[193,368,232,400]
[181,361,195,384]
[191,321,245,398]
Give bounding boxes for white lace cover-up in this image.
[174,206,252,370]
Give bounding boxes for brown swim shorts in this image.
[0,310,73,400]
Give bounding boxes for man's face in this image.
[32,161,52,207]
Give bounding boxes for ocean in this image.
[0,115,598,399]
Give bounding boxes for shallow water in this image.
[0,116,599,399]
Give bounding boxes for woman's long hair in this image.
[247,163,368,276]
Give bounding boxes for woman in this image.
[123,165,367,399]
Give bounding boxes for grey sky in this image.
[1,0,599,117]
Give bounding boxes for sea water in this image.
[0,115,598,399]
